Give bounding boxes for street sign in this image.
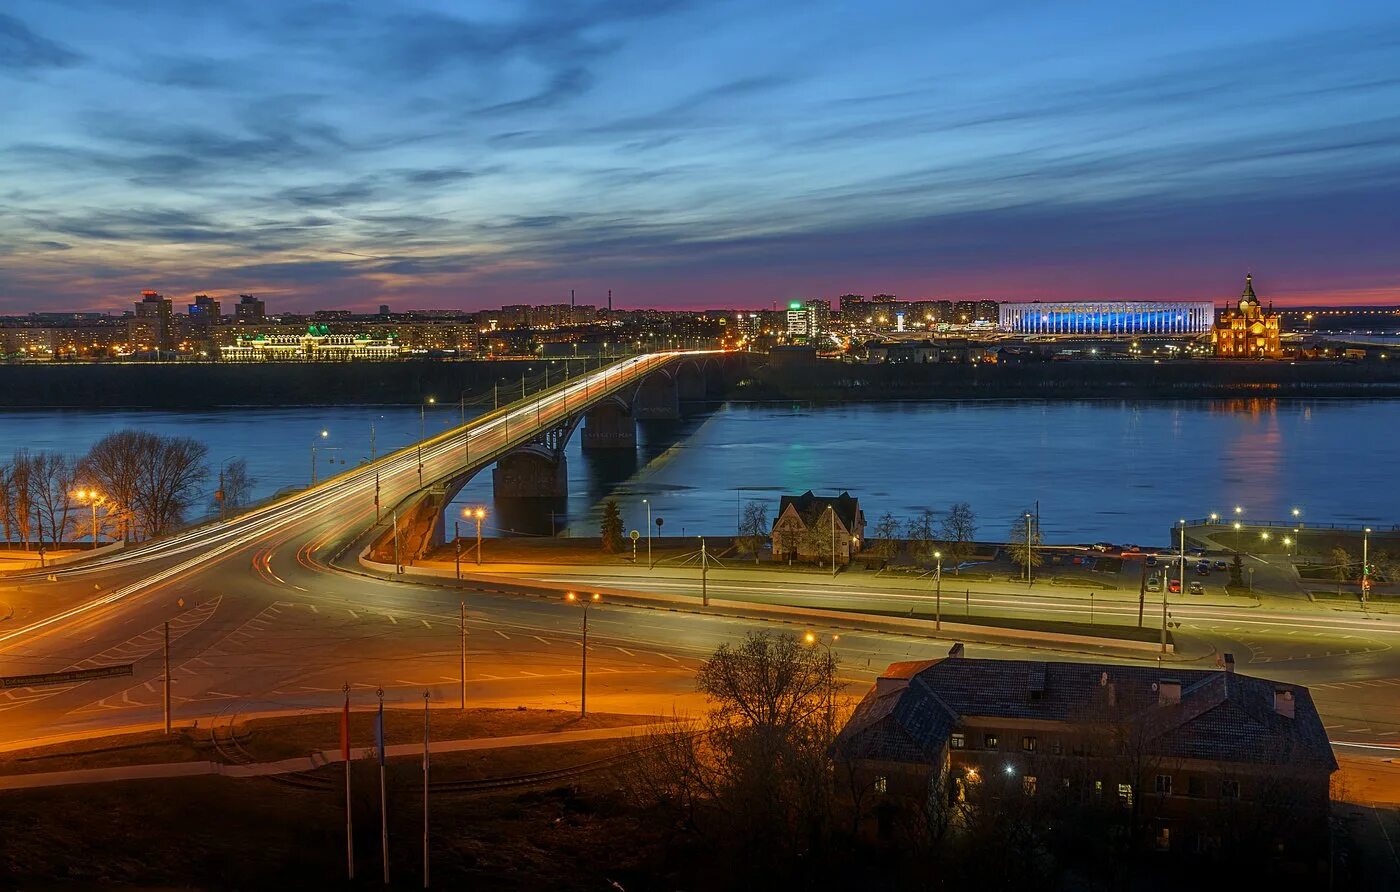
[2,664,135,689]
[629,530,640,541]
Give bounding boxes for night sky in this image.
[3,1,1399,312]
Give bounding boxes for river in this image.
[1,398,1394,546]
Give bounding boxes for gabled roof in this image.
[777,490,862,531]
[836,656,1336,772]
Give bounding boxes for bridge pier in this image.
[633,371,680,420]
[492,449,569,499]
[581,400,636,450]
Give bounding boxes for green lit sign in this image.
[789,301,802,310]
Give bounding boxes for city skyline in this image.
[3,2,1400,313]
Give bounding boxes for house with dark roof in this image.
[770,490,865,565]
[835,646,1335,866]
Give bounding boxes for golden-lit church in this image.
[1213,273,1282,358]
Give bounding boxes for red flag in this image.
[341,693,351,761]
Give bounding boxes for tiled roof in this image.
[777,490,862,532]
[836,656,1336,772]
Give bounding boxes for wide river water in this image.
[1,398,1394,546]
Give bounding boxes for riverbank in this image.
[740,357,1400,401]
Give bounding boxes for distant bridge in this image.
[364,350,744,562]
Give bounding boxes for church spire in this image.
[1241,273,1257,304]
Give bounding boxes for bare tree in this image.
[0,461,14,547]
[7,451,35,548]
[905,508,938,569]
[29,452,78,548]
[1330,546,1353,595]
[213,458,255,516]
[736,500,769,563]
[82,431,208,540]
[939,501,977,573]
[868,511,902,561]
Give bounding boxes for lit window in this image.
[1022,775,1038,796]
[1155,775,1173,796]
[1118,783,1134,808]
[984,733,998,749]
[950,732,965,750]
[874,776,887,794]
[1021,735,1037,753]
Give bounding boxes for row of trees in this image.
[866,502,980,570]
[0,432,254,548]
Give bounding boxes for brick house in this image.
[770,490,865,565]
[834,647,1336,869]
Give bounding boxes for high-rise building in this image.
[188,294,221,322]
[785,299,830,342]
[234,294,267,323]
[129,290,174,351]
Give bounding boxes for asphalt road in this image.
[2,350,1398,762]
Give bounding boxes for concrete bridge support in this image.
[580,399,636,450]
[633,371,680,420]
[492,448,568,499]
[675,362,708,402]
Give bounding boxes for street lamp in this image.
[1363,527,1372,604]
[802,631,840,732]
[1282,535,1293,557]
[310,429,329,485]
[72,488,102,548]
[643,499,653,569]
[1024,512,1034,586]
[565,592,601,715]
[934,550,943,631]
[471,506,486,565]
[1291,507,1303,527]
[420,396,436,442]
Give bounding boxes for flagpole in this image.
[378,686,389,885]
[342,683,354,881]
[423,690,431,889]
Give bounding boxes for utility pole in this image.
[163,621,171,735]
[699,537,709,607]
[829,506,837,578]
[392,509,401,575]
[934,550,943,631]
[454,521,461,580]
[459,601,467,711]
[422,690,431,890]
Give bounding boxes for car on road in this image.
[1190,547,1207,557]
[1214,559,1229,571]
[1123,544,1140,553]
[1196,561,1212,575]
[1168,578,1182,593]
[1145,555,1158,567]
[1188,581,1205,595]
[1092,543,1113,552]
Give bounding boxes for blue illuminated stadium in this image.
[998,301,1214,336]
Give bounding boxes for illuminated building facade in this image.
[999,301,1214,336]
[220,325,399,361]
[1213,274,1282,358]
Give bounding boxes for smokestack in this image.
[570,289,575,308]
[608,289,612,312]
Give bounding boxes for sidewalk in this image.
[0,723,653,792]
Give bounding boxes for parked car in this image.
[1188,581,1205,595]
[1124,544,1140,553]
[1168,578,1182,593]
[1196,562,1212,576]
[1147,577,1162,593]
[1214,559,1229,571]
[1145,555,1158,567]
[1092,543,1113,553]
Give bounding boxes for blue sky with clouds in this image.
[2,0,1399,312]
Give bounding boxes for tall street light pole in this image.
[1363,527,1372,605]
[473,507,486,565]
[311,429,329,485]
[803,631,839,734]
[934,550,943,631]
[1025,512,1034,586]
[565,592,600,715]
[644,499,653,569]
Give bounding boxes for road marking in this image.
[292,585,308,593]
[655,652,683,663]
[533,635,549,645]
[520,670,541,677]
[421,620,432,629]
[347,609,359,619]
[494,630,510,639]
[614,646,634,656]
[308,604,318,613]
[384,614,397,625]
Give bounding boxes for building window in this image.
[1155,775,1173,796]
[1187,776,1205,797]
[1094,780,1103,796]
[1049,740,1062,755]
[984,733,998,749]
[1023,775,1038,796]
[950,732,965,750]
[874,776,888,795]
[1117,783,1134,808]
[1221,779,1241,800]
[1021,735,1037,753]
[1155,826,1171,851]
